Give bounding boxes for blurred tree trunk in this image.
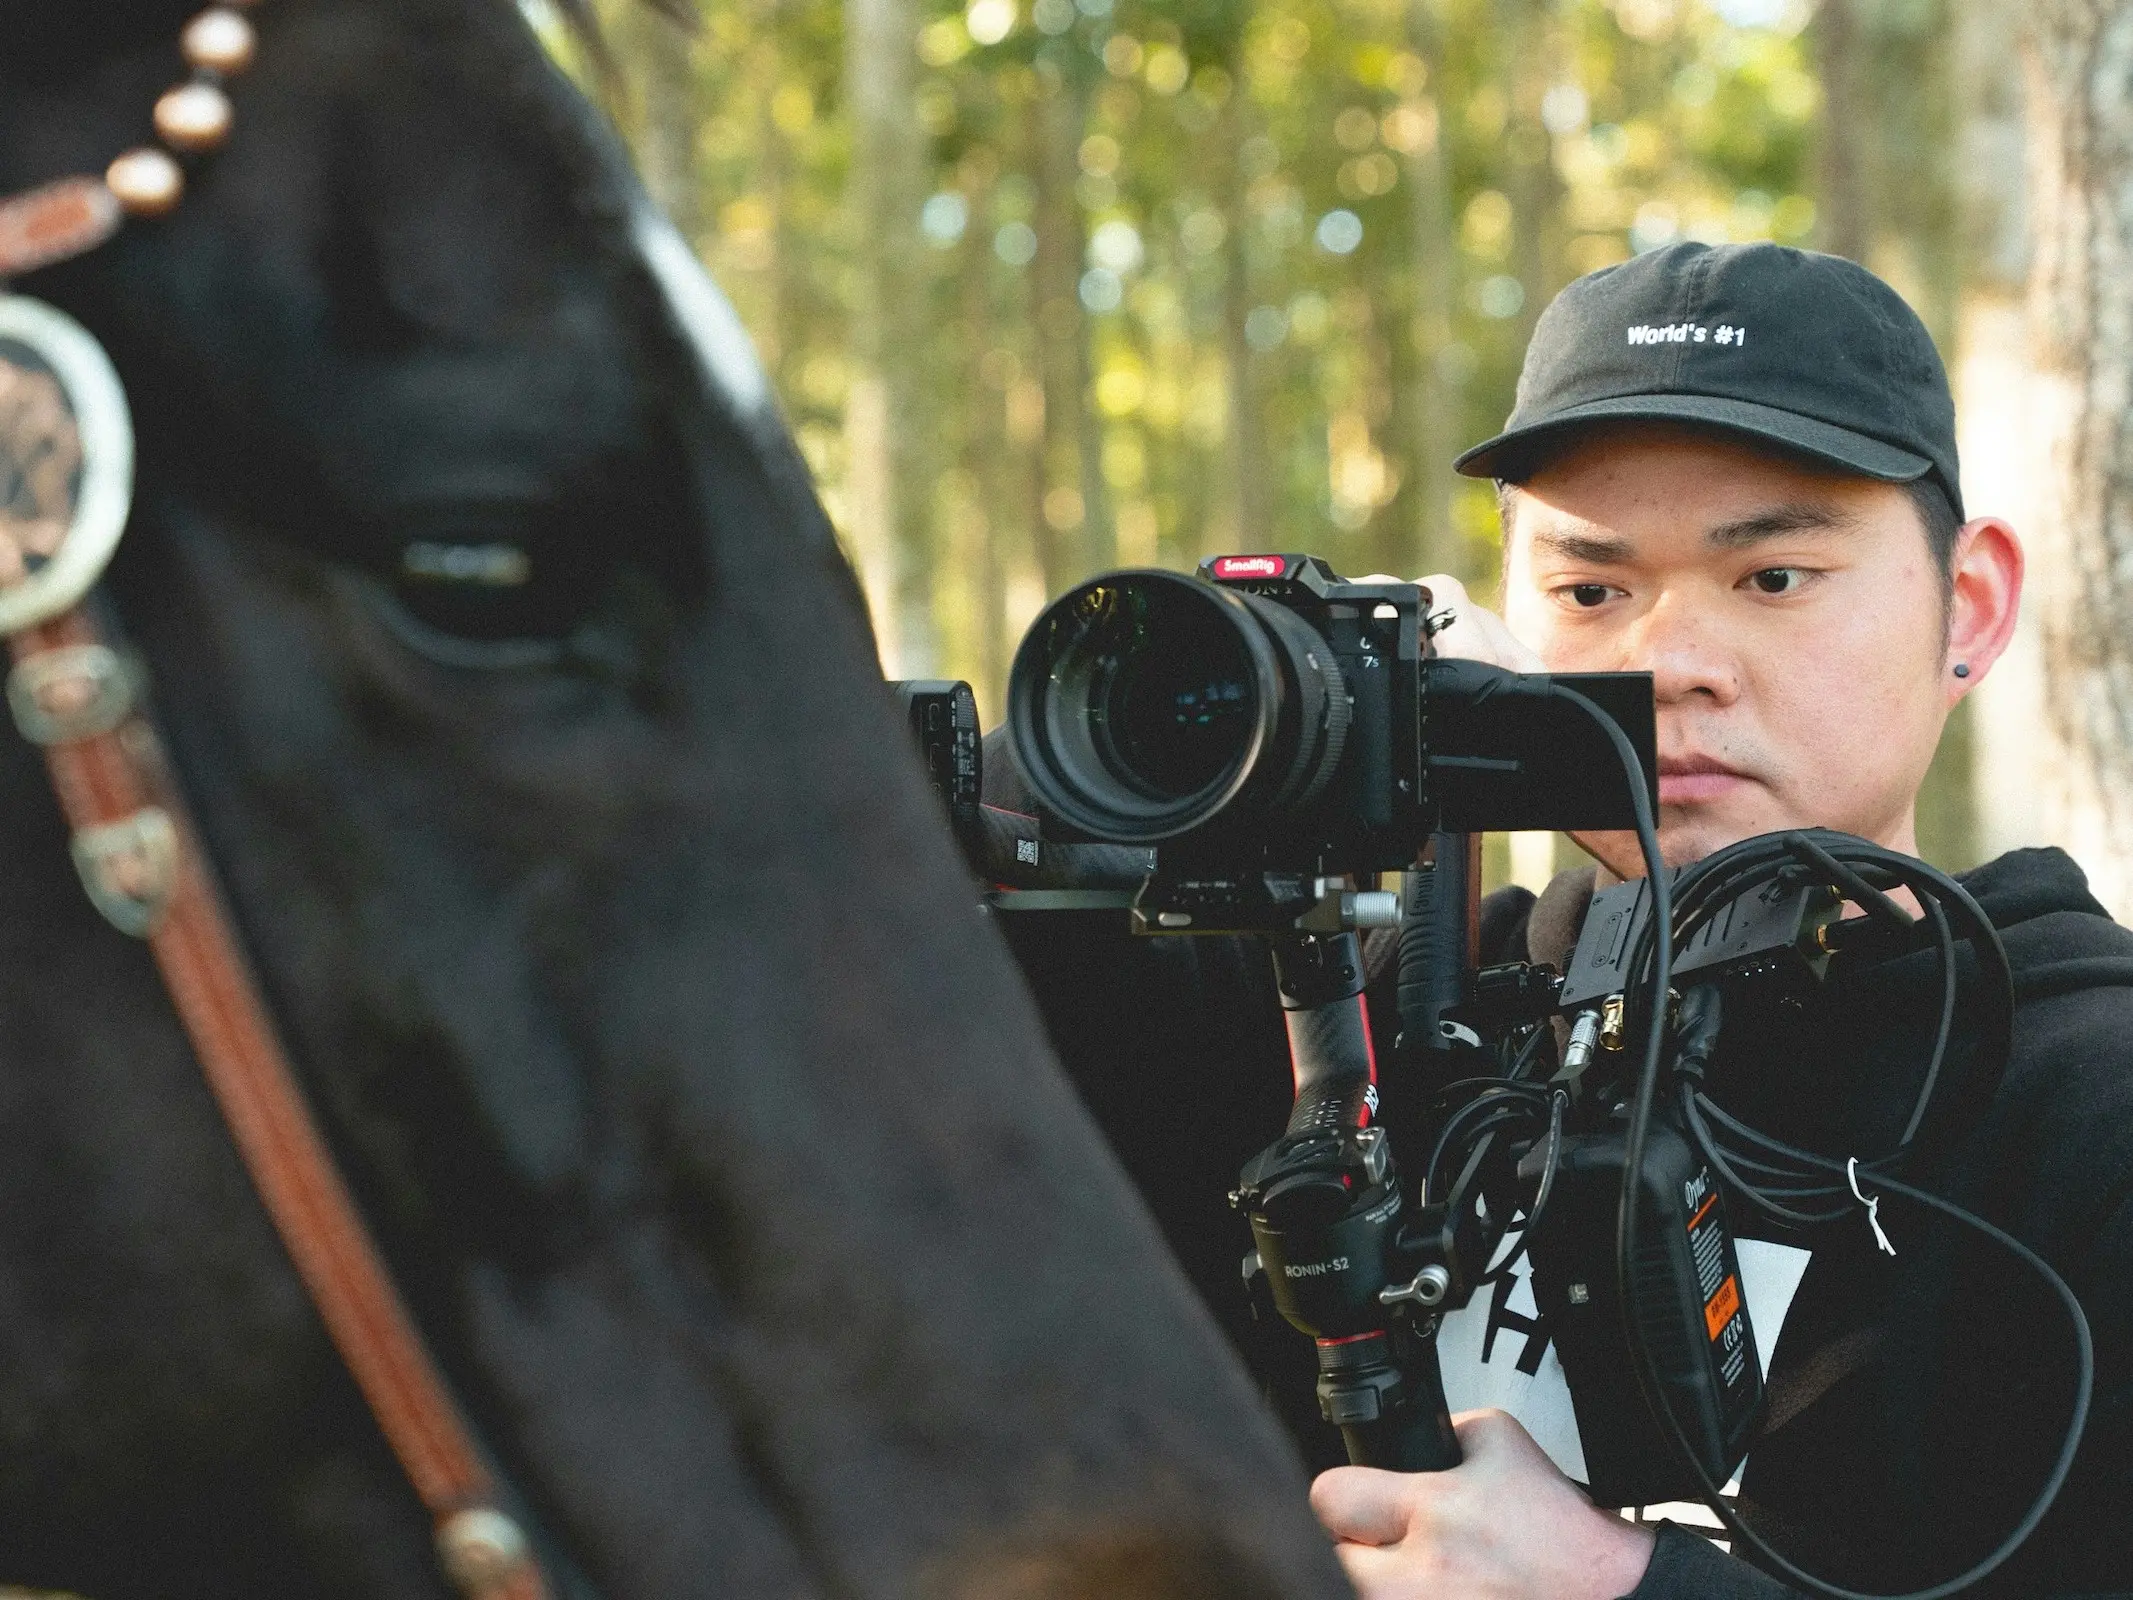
[1954,0,2036,869]
[845,0,933,674]
[751,19,790,373]
[1812,0,1870,263]
[619,3,702,242]
[1030,61,1104,589]
[1217,46,1272,553]
[1809,0,1960,340]
[2023,1,2133,916]
[1402,0,1459,577]
[960,167,1008,707]
[1503,0,1561,344]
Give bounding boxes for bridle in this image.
[1,12,555,1598]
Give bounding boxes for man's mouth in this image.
[1656,753,1751,807]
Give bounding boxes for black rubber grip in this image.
[1396,833,1473,1067]
[1344,1345,1463,1472]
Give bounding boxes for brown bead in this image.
[0,177,124,276]
[181,9,257,75]
[105,147,185,216]
[153,82,233,152]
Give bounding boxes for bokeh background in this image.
[537,0,2017,887]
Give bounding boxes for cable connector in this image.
[1557,1008,1602,1083]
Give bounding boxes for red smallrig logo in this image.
[1212,555,1286,579]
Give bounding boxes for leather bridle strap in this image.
[6,606,551,1600]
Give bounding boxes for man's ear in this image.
[1945,517,2023,705]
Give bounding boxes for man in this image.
[1301,243,2133,1598]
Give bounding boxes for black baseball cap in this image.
[1454,242,1964,521]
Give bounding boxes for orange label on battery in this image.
[1704,1273,1741,1341]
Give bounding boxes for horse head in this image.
[0,3,1342,1594]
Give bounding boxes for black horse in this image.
[0,3,1347,1594]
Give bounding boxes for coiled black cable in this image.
[1594,795,2091,1597]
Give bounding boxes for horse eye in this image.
[389,539,595,645]
[402,540,531,588]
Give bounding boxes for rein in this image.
[1,12,554,1598]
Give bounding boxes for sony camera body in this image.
[1179,555,1429,873]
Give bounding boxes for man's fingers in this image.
[1350,571,1547,672]
[1414,572,1469,613]
[1310,1466,1417,1547]
[1353,572,1468,607]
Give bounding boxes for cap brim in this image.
[1453,393,1933,486]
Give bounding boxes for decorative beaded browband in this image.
[0,4,259,277]
[0,14,556,1600]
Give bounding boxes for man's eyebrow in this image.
[1705,501,1858,548]
[1530,524,1635,564]
[1524,500,1857,564]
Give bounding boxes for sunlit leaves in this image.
[578,0,1860,708]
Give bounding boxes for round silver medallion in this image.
[0,295,134,637]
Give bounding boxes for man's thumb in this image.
[1309,1466,1415,1548]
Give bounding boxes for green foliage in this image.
[551,0,1843,712]
[531,0,1980,875]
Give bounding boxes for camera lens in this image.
[1008,569,1350,843]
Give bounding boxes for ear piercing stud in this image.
[1953,663,1971,679]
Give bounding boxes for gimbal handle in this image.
[1234,932,1463,1473]
[1320,1329,1463,1472]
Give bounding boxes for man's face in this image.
[1500,424,1959,873]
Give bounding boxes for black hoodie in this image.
[997,845,2133,1600]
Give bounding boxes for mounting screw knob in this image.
[1379,1263,1452,1308]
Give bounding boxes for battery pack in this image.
[1527,1120,1763,1507]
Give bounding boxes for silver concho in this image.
[70,807,178,937]
[435,1507,533,1596]
[6,642,136,744]
[0,295,134,638]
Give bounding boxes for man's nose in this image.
[1620,590,1742,706]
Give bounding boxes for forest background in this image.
[539,0,2033,895]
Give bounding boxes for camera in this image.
[1005,554,1654,931]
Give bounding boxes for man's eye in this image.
[1748,567,1807,595]
[1565,584,1613,609]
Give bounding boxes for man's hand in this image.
[1355,573,1545,675]
[1310,1410,1655,1600]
